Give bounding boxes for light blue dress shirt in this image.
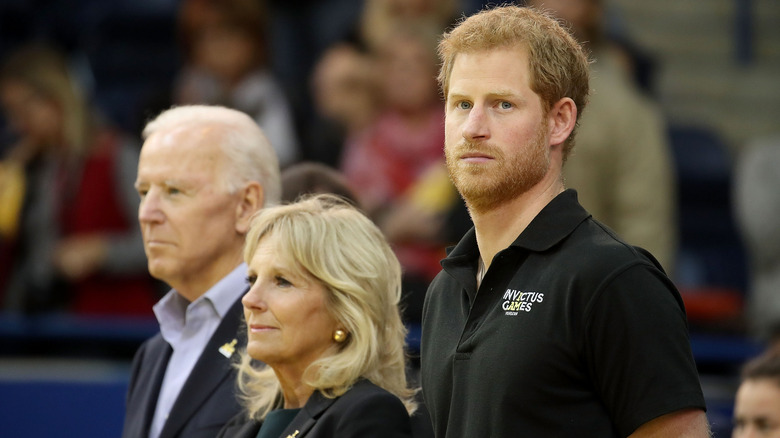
[148,263,248,438]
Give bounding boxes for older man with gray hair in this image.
[122,105,281,438]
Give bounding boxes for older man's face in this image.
[135,125,244,299]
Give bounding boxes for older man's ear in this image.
[236,181,264,234]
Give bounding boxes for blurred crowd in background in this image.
[0,0,778,435]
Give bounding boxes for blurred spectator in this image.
[340,22,467,324]
[732,349,780,437]
[281,161,359,205]
[174,0,300,167]
[526,0,678,273]
[308,41,379,167]
[734,134,780,343]
[360,0,460,53]
[0,44,158,315]
[265,0,365,162]
[341,23,445,216]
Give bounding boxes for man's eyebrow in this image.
[490,90,520,98]
[448,90,521,100]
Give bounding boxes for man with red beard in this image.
[419,5,709,438]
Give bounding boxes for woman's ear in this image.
[547,97,578,147]
[235,181,264,234]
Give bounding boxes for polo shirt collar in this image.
[509,189,590,252]
[444,189,590,266]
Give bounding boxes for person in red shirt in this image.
[0,44,159,315]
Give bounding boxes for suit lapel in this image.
[159,296,245,438]
[127,336,173,437]
[279,390,338,438]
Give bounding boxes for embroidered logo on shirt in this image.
[502,289,544,316]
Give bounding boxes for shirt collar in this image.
[443,189,590,266]
[204,263,250,318]
[154,263,249,328]
[508,189,591,252]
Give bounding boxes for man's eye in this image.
[500,101,512,109]
[167,187,181,195]
[456,101,472,110]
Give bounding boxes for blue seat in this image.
[668,125,748,293]
[0,375,129,438]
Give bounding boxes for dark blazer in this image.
[217,379,412,438]
[122,295,246,438]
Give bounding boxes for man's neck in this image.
[471,180,564,271]
[172,254,244,302]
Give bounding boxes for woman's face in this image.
[0,79,62,147]
[242,233,340,373]
[379,34,437,112]
[193,24,256,82]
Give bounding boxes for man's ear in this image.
[235,181,264,234]
[547,97,578,147]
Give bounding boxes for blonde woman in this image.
[218,194,416,438]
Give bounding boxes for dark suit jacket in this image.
[217,379,412,438]
[122,295,246,438]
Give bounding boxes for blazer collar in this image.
[277,388,341,438]
[133,336,174,436]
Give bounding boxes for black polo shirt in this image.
[420,190,705,438]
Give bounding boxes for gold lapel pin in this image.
[286,431,299,438]
[218,339,238,358]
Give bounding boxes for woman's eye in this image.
[275,276,292,288]
[245,275,257,285]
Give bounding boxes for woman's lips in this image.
[249,324,277,333]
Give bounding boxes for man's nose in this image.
[461,105,490,142]
[138,189,164,224]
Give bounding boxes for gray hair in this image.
[143,105,281,205]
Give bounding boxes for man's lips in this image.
[460,152,494,163]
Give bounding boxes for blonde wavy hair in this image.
[237,194,417,420]
[437,5,591,160]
